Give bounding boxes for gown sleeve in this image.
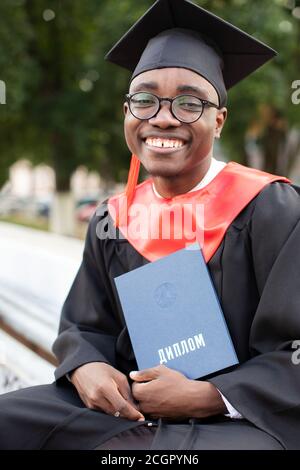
[209,182,300,449]
[52,207,120,380]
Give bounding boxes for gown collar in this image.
[152,157,226,198]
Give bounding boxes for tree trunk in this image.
[49,131,77,236]
[49,191,76,236]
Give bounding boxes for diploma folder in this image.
[114,243,238,379]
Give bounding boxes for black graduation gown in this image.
[0,181,299,450]
[51,180,300,450]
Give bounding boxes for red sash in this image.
[108,162,290,263]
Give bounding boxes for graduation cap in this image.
[106,0,277,107]
[105,0,277,214]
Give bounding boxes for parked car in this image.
[75,198,99,223]
[0,195,28,216]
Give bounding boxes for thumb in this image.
[129,367,159,382]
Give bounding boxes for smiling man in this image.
[0,0,300,451]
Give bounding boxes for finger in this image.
[129,366,160,382]
[107,388,145,421]
[114,375,142,412]
[84,394,114,414]
[91,396,115,414]
[115,374,136,403]
[131,381,150,401]
[95,397,146,421]
[114,397,145,421]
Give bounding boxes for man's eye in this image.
[179,102,202,110]
[132,99,155,107]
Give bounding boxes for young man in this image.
[0,0,299,450]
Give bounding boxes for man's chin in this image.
[141,160,182,178]
[145,167,181,178]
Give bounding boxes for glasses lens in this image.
[130,93,158,119]
[172,95,203,122]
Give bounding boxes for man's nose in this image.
[148,103,181,128]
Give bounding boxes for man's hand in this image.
[70,362,145,421]
[130,364,226,419]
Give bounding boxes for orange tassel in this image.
[116,154,140,227]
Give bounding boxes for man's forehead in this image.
[130,68,218,101]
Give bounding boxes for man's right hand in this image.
[70,362,145,422]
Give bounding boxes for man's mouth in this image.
[144,137,186,149]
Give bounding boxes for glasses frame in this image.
[125,92,220,123]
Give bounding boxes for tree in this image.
[0,0,35,187]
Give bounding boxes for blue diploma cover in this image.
[114,243,238,379]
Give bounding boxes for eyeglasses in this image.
[125,92,220,124]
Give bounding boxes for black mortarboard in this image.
[105,0,277,107]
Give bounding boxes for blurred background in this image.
[0,0,299,393]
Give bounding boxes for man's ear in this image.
[123,102,129,116]
[215,107,227,139]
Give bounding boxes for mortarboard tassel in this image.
[116,154,140,227]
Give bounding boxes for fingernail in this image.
[130,371,138,377]
[138,416,145,422]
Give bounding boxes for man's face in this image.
[124,67,227,179]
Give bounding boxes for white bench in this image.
[0,222,84,392]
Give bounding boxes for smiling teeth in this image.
[145,138,184,148]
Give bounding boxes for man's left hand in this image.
[130,365,226,419]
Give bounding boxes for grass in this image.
[0,214,49,232]
[0,213,88,239]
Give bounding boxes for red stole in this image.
[108,162,290,263]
